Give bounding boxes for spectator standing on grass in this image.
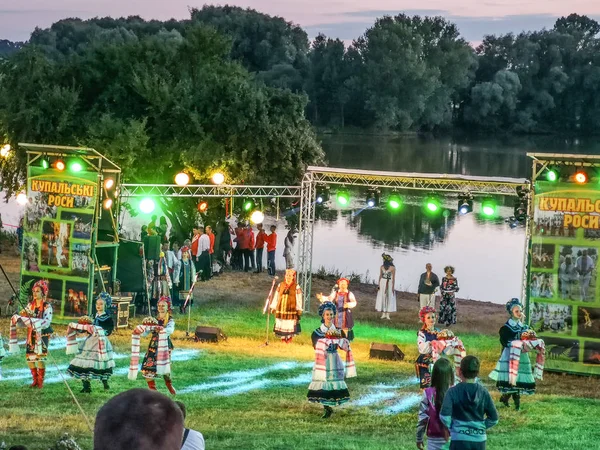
[17,217,24,254]
[440,356,498,450]
[197,227,211,281]
[418,263,440,309]
[94,389,184,450]
[175,401,206,450]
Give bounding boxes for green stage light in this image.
[243,199,255,212]
[425,196,441,213]
[387,194,402,210]
[68,159,84,172]
[546,169,558,182]
[40,157,50,170]
[336,190,350,206]
[139,198,155,214]
[482,198,497,217]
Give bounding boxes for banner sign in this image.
[21,166,98,319]
[529,181,600,375]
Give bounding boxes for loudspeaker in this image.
[195,326,227,343]
[144,235,161,261]
[369,342,405,361]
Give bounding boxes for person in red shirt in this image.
[254,223,267,273]
[244,224,255,272]
[266,225,277,276]
[206,225,215,277]
[191,227,200,274]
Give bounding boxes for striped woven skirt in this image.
[67,335,115,381]
[489,347,536,394]
[307,351,350,406]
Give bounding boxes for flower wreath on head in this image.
[96,291,112,309]
[505,298,523,315]
[285,269,297,283]
[318,301,337,319]
[32,279,49,297]
[419,306,436,323]
[382,253,394,264]
[337,277,350,287]
[158,296,173,314]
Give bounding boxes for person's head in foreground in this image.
[94,388,184,450]
[459,355,480,381]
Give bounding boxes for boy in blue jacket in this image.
[440,356,498,450]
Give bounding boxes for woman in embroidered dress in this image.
[142,296,176,395]
[438,266,459,327]
[18,280,54,389]
[67,292,116,393]
[317,278,357,340]
[269,269,303,343]
[307,301,356,419]
[489,298,535,411]
[416,306,440,389]
[375,253,396,320]
[173,246,196,310]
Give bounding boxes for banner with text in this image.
[529,181,600,375]
[21,167,98,319]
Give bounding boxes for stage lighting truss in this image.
[366,188,380,208]
[457,193,473,215]
[315,185,330,204]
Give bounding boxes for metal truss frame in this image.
[297,166,530,311]
[120,184,301,198]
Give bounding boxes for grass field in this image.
[1,271,600,450]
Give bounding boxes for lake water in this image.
[2,134,594,304]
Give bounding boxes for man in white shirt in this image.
[197,227,211,281]
[175,401,205,450]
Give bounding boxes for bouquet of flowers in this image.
[437,329,455,340]
[521,330,537,341]
[325,329,342,339]
[77,316,93,325]
[142,316,159,326]
[19,307,34,317]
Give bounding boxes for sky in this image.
[2,0,600,44]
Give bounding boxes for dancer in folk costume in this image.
[375,253,397,320]
[438,266,459,327]
[317,278,357,340]
[415,306,440,389]
[66,292,116,393]
[269,269,303,343]
[307,301,356,419]
[153,251,172,300]
[173,246,196,308]
[9,279,53,389]
[490,298,545,411]
[140,296,176,394]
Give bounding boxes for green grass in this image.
[1,300,599,450]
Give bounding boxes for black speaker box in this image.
[369,342,405,361]
[143,235,161,261]
[195,326,227,343]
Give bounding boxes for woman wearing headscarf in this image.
[66,292,116,393]
[375,253,396,320]
[317,278,357,340]
[269,269,303,343]
[307,301,356,419]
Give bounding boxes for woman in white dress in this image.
[375,253,396,319]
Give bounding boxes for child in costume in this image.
[317,278,357,340]
[66,292,116,393]
[269,269,303,343]
[307,301,356,419]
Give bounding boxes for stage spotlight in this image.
[104,178,115,190]
[175,172,190,186]
[103,198,113,209]
[40,157,50,170]
[574,170,588,184]
[0,144,11,158]
[198,201,208,213]
[315,186,330,204]
[457,196,473,215]
[55,159,66,171]
[481,198,497,217]
[425,196,441,213]
[387,193,402,210]
[546,168,559,182]
[336,190,350,206]
[212,172,225,185]
[139,198,155,214]
[16,192,27,205]
[243,198,255,212]
[366,189,380,208]
[68,158,84,172]
[250,210,265,224]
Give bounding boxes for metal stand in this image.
[259,277,277,347]
[140,244,151,316]
[183,277,198,337]
[0,261,21,316]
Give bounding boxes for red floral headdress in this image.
[337,277,350,286]
[419,306,436,323]
[158,296,173,314]
[32,279,49,297]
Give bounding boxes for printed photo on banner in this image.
[21,236,40,273]
[529,272,555,298]
[532,243,555,269]
[544,337,579,363]
[20,275,62,308]
[558,246,597,302]
[583,341,600,365]
[64,281,89,317]
[71,243,91,277]
[577,307,600,339]
[41,221,71,268]
[60,211,93,240]
[25,191,58,233]
[530,302,572,335]
[533,212,575,238]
